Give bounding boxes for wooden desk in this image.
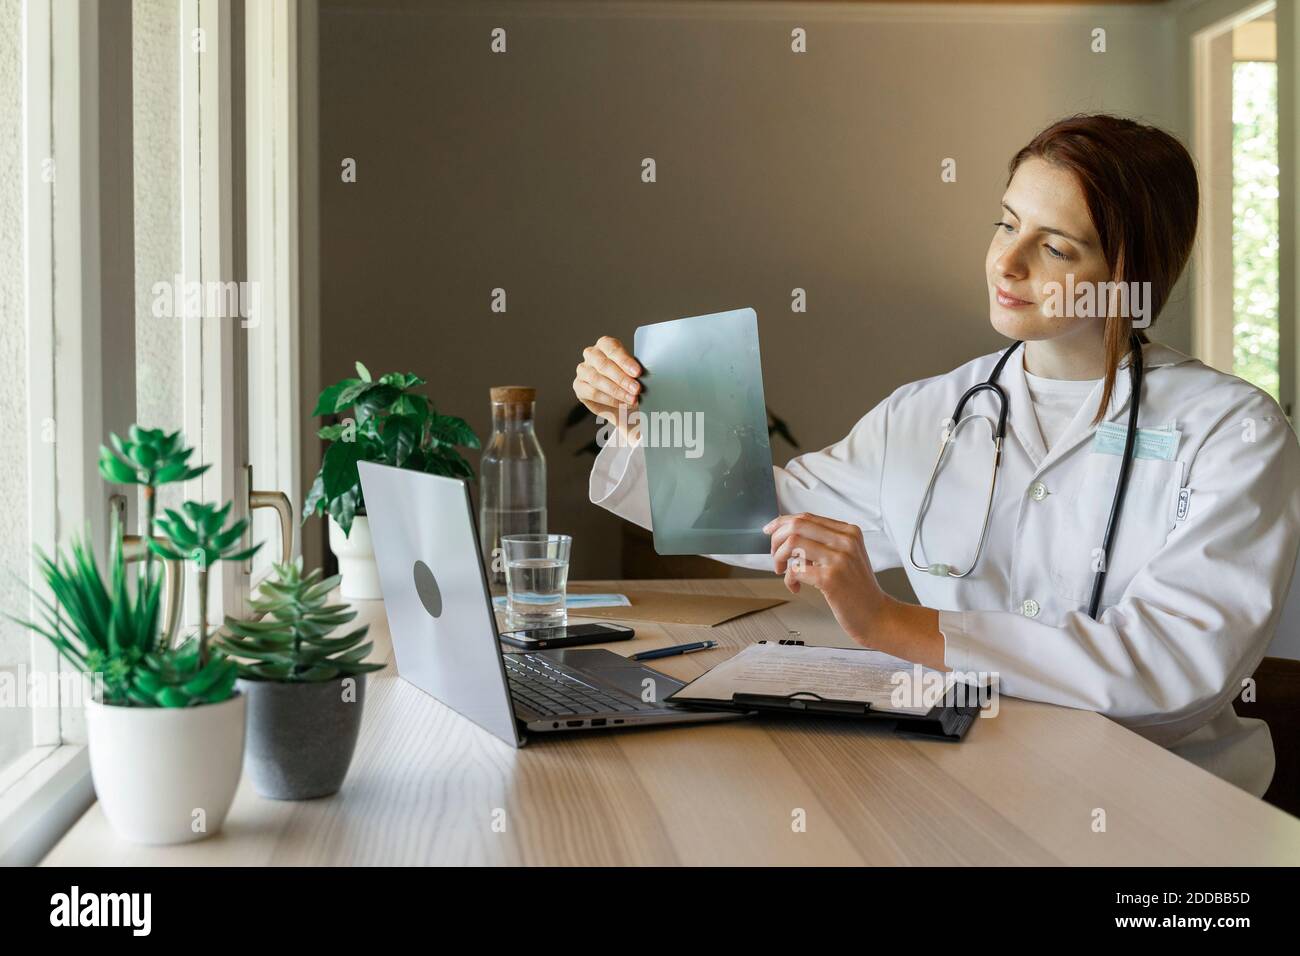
[43,579,1300,865]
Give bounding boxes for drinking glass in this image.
[501,534,572,629]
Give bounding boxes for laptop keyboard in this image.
[504,654,656,718]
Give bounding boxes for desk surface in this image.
[44,578,1300,865]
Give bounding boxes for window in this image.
[246,0,303,583]
[131,0,298,623]
[1231,22,1279,400]
[1191,3,1286,411]
[0,0,33,782]
[1,0,303,864]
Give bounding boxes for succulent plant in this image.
[98,425,210,599]
[150,501,261,665]
[217,561,383,682]
[98,425,210,489]
[133,639,239,707]
[13,421,256,708]
[12,517,238,707]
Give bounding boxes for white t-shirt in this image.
[1022,365,1102,453]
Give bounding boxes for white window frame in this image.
[193,0,253,622]
[1,0,305,864]
[246,0,306,587]
[24,0,57,756]
[1190,13,1239,376]
[1280,0,1298,421]
[299,0,322,576]
[0,0,136,866]
[1189,0,1294,417]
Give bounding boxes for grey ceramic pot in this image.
[238,674,366,800]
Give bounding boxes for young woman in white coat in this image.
[571,114,1300,797]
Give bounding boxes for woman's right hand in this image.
[573,336,642,442]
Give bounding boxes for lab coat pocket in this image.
[1049,452,1184,606]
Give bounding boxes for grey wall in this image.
[316,0,1181,579]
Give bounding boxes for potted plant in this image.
[304,362,480,599]
[13,426,259,845]
[216,561,384,800]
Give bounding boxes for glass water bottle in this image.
[479,386,547,590]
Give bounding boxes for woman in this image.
[571,114,1299,797]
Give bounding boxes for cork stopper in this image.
[490,386,536,404]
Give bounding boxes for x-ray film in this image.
[633,308,779,554]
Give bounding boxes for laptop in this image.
[358,461,742,746]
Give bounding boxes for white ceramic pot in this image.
[85,693,245,845]
[329,514,383,600]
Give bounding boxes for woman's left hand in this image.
[762,512,946,670]
[763,513,887,644]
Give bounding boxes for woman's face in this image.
[985,157,1110,343]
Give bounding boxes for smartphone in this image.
[498,622,636,650]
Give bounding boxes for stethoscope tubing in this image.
[1086,337,1145,618]
[908,334,1145,622]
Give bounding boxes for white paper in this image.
[669,642,955,716]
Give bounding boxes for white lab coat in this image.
[588,341,1300,796]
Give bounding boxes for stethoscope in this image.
[909,333,1145,621]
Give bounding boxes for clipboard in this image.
[663,641,982,741]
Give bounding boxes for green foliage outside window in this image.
[1232,61,1279,401]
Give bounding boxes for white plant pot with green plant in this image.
[326,513,380,600]
[218,561,384,800]
[84,689,246,845]
[304,362,480,601]
[13,426,260,846]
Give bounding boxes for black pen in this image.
[631,640,718,661]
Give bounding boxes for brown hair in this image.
[1007,114,1199,422]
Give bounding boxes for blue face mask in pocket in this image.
[1092,421,1181,461]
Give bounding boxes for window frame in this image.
[245,0,306,588]
[0,0,137,866]
[1189,0,1294,417]
[0,0,304,865]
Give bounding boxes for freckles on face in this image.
[985,157,1110,341]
